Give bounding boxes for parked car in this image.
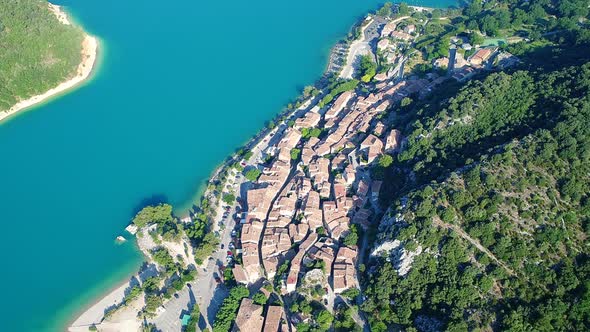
[214,277,222,284]
[227,250,233,256]
[228,242,235,250]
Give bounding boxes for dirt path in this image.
[433,216,515,276]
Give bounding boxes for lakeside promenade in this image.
[68,96,318,331]
[68,3,518,330]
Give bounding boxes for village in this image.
[219,8,519,331]
[80,6,524,332]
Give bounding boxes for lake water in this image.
[0,0,455,330]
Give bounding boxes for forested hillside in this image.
[361,0,590,327]
[363,44,590,330]
[0,0,84,111]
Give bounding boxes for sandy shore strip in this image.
[68,278,145,332]
[68,280,130,331]
[0,3,98,124]
[409,5,433,12]
[48,3,71,25]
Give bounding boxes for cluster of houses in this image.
[375,20,418,81]
[434,37,519,81]
[227,59,418,329]
[224,13,522,331]
[233,298,286,332]
[373,14,519,83]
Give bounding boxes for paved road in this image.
[150,171,241,331]
[149,97,320,332]
[340,17,375,79]
[149,125,284,331]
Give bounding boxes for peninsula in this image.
[0,1,98,123]
[70,0,590,331]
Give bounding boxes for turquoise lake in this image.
[0,0,456,330]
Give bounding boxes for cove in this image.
[0,0,456,331]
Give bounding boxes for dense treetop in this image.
[0,0,84,111]
[363,40,590,331]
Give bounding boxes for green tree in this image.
[252,292,268,305]
[359,55,377,82]
[151,247,176,272]
[222,193,235,205]
[0,0,86,111]
[378,154,394,168]
[469,32,485,46]
[244,168,261,182]
[316,310,334,330]
[212,286,250,332]
[291,148,301,160]
[398,2,410,16]
[401,97,413,107]
[341,288,360,300]
[132,204,174,228]
[377,2,393,17]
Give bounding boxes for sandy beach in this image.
[67,276,145,332]
[0,3,98,123]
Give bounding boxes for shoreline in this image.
[0,3,99,124]
[67,3,442,331]
[64,240,146,332]
[66,278,131,331]
[66,65,316,332]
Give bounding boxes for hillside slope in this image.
[363,51,590,331]
[0,0,84,111]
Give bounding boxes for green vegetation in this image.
[363,38,590,331]
[341,287,360,301]
[316,226,326,236]
[334,305,361,332]
[343,224,360,246]
[184,213,207,242]
[132,203,182,242]
[132,204,174,228]
[212,286,249,332]
[0,0,85,111]
[359,55,377,82]
[221,193,235,205]
[302,85,320,99]
[252,292,268,305]
[290,296,335,332]
[151,247,176,272]
[318,80,359,108]
[376,2,393,18]
[301,127,322,139]
[193,232,220,264]
[290,148,301,160]
[123,285,142,305]
[144,294,164,317]
[244,168,261,182]
[184,303,201,332]
[242,150,253,161]
[398,2,410,16]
